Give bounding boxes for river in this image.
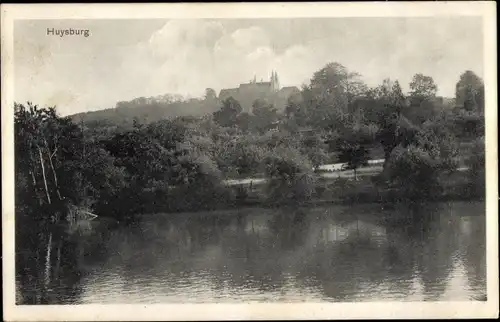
[15,201,486,304]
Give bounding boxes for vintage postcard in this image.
[2,2,498,321]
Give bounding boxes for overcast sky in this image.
[14,17,483,116]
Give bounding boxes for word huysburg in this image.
[47,28,90,37]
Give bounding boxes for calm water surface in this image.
[16,201,486,304]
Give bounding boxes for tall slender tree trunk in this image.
[29,170,36,186]
[46,144,62,201]
[38,147,51,205]
[29,169,43,206]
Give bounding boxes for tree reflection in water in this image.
[16,202,486,303]
[16,212,115,304]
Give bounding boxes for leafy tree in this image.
[409,73,438,99]
[104,129,168,185]
[231,141,266,177]
[213,97,243,128]
[205,88,217,100]
[300,132,330,170]
[15,102,126,222]
[15,103,61,215]
[213,134,266,178]
[336,123,378,180]
[263,146,317,203]
[64,144,127,213]
[417,120,459,170]
[259,129,299,151]
[307,62,368,130]
[372,80,419,164]
[367,78,394,101]
[310,62,367,109]
[103,117,229,214]
[173,149,221,186]
[284,93,304,120]
[283,86,314,131]
[390,81,407,110]
[252,98,278,134]
[382,119,458,200]
[235,112,252,133]
[166,149,228,212]
[405,74,439,125]
[384,145,443,200]
[455,70,484,113]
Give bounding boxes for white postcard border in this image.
[2,2,498,321]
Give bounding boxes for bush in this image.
[263,146,317,204]
[379,117,460,201]
[383,145,445,200]
[225,140,266,177]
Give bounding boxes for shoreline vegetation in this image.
[14,63,485,228]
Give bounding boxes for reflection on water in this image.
[16,201,486,304]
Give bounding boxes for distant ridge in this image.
[70,73,301,130]
[70,94,221,130]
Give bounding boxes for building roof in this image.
[239,82,272,90]
[219,88,239,98]
[219,82,299,101]
[279,86,299,92]
[278,86,300,97]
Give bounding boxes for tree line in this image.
[15,62,485,224]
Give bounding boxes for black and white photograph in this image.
[2,2,498,321]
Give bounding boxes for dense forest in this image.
[15,62,486,225]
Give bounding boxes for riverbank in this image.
[21,162,481,224]
[130,168,483,220]
[231,167,481,200]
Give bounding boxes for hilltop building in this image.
[218,71,300,113]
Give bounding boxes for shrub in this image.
[383,145,445,200]
[380,118,460,201]
[263,146,317,204]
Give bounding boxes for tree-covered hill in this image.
[69,85,300,131]
[70,96,222,131]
